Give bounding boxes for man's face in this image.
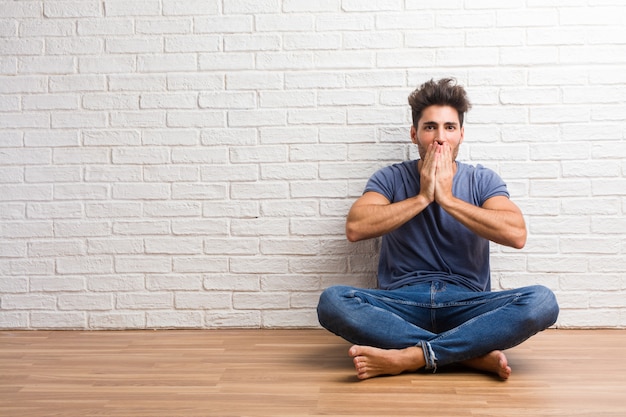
[411,105,464,161]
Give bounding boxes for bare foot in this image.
[348,345,426,380]
[461,350,511,380]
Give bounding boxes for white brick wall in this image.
[1,1,625,329]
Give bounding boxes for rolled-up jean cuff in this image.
[419,340,437,373]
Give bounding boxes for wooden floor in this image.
[1,329,625,417]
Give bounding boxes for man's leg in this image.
[424,283,559,371]
[317,284,436,379]
[317,283,558,379]
[317,284,436,348]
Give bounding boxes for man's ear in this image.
[410,125,418,144]
[459,126,465,145]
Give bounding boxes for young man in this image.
[317,78,559,380]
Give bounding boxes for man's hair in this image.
[408,78,472,127]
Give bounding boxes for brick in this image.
[57,256,113,274]
[162,0,219,15]
[30,312,86,329]
[148,310,210,328]
[89,313,145,329]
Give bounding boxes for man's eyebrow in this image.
[422,121,458,125]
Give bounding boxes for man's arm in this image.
[438,195,527,249]
[434,143,527,249]
[345,191,431,242]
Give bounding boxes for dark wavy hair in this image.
[408,78,472,127]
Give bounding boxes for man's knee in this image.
[525,285,559,329]
[317,285,351,327]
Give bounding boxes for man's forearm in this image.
[346,194,431,242]
[438,195,527,249]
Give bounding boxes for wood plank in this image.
[1,329,626,416]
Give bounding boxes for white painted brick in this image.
[172,219,228,236]
[0,221,53,239]
[46,38,102,55]
[151,311,203,327]
[195,16,251,34]
[167,110,224,128]
[27,202,82,219]
[231,182,289,200]
[115,257,171,274]
[233,292,289,309]
[283,0,339,12]
[89,313,145,329]
[0,203,25,220]
[261,275,320,291]
[224,34,280,52]
[19,56,75,75]
[0,185,52,202]
[30,312,86,329]
[57,255,113,274]
[0,1,41,18]
[204,274,259,291]
[58,293,112,310]
[24,166,81,183]
[0,276,28,292]
[85,166,142,183]
[203,201,259,218]
[104,1,158,17]
[147,274,202,291]
[165,35,219,53]
[205,310,261,328]
[223,0,281,14]
[171,183,227,200]
[172,256,229,273]
[200,92,256,109]
[0,112,49,129]
[256,15,313,32]
[284,33,341,51]
[201,164,257,182]
[529,216,590,235]
[561,198,620,216]
[87,274,145,292]
[284,72,344,89]
[343,32,401,50]
[145,237,203,255]
[259,126,314,144]
[262,309,319,328]
[54,184,108,201]
[87,238,143,254]
[261,201,318,218]
[77,18,134,36]
[143,201,201,217]
[175,292,231,309]
[143,129,198,146]
[0,39,44,55]
[0,76,45,94]
[198,53,254,71]
[162,0,219,16]
[230,218,289,237]
[313,51,373,69]
[116,292,173,309]
[137,54,197,73]
[0,167,23,183]
[109,74,166,92]
[112,221,169,236]
[261,164,317,180]
[53,147,109,164]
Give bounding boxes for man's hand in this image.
[433,142,455,206]
[417,142,437,204]
[418,142,455,206]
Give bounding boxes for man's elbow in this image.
[345,224,361,242]
[509,228,527,250]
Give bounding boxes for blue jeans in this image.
[317,281,559,372]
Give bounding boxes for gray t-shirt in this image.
[364,160,510,292]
